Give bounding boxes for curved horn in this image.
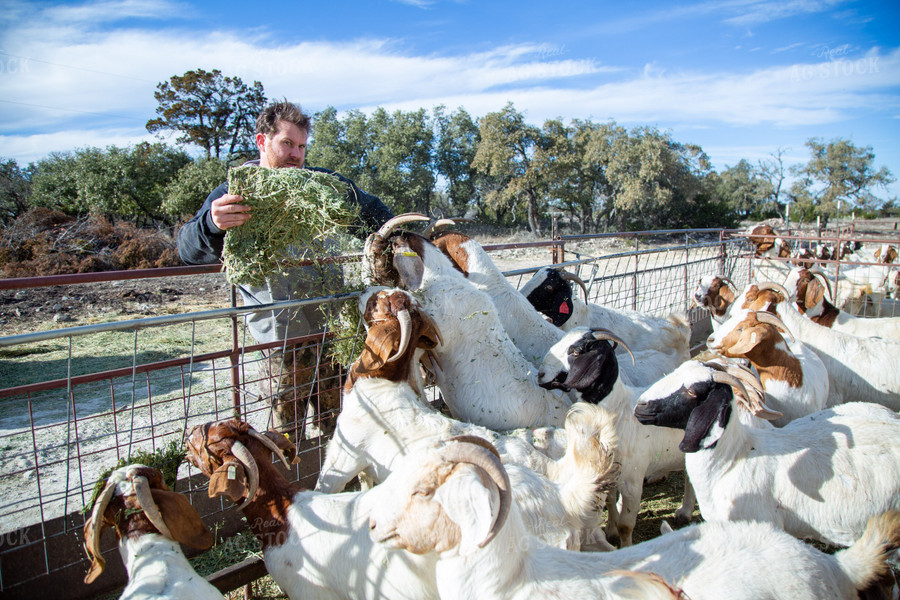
[439,442,511,549]
[229,441,259,510]
[719,276,737,291]
[754,311,795,342]
[386,309,412,364]
[375,213,430,238]
[85,476,120,577]
[131,475,174,540]
[709,371,750,407]
[806,267,834,301]
[248,429,293,469]
[446,435,502,460]
[423,217,473,238]
[756,281,791,301]
[559,270,589,302]
[590,329,636,366]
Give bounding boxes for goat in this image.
[745,282,900,410]
[692,274,738,331]
[783,267,900,340]
[82,464,222,600]
[634,359,900,547]
[184,419,439,600]
[706,310,830,424]
[520,267,691,387]
[427,227,568,367]
[369,437,900,600]
[537,327,696,547]
[361,214,574,430]
[745,223,793,284]
[315,287,619,549]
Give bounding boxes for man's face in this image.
[257,120,307,169]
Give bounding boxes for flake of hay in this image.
[222,166,360,287]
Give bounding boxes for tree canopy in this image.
[146,69,266,161]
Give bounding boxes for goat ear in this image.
[393,245,425,291]
[357,322,397,373]
[804,277,825,308]
[260,430,300,464]
[208,462,248,504]
[434,466,498,556]
[728,327,761,356]
[82,515,108,584]
[149,489,214,550]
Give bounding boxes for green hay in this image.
[81,439,187,515]
[223,167,361,287]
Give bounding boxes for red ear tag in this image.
[559,301,570,315]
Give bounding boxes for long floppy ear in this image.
[149,489,214,550]
[434,466,499,556]
[208,461,248,504]
[729,326,763,356]
[804,276,826,309]
[82,514,110,584]
[393,241,425,291]
[355,322,399,374]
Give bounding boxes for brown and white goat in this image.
[706,310,831,424]
[184,419,439,600]
[82,464,222,600]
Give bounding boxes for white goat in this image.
[706,310,831,424]
[429,228,568,367]
[184,419,440,600]
[743,282,900,410]
[369,437,900,600]
[745,223,794,284]
[315,287,618,549]
[362,214,574,430]
[783,267,900,340]
[82,464,223,600]
[537,327,695,547]
[520,266,691,387]
[634,359,900,547]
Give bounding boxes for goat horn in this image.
[709,371,750,407]
[85,476,120,576]
[446,435,502,460]
[248,429,294,469]
[719,363,767,409]
[807,267,834,301]
[386,309,412,363]
[439,442,511,549]
[756,281,791,301]
[719,276,737,291]
[590,329,635,366]
[559,270,589,302]
[132,475,174,540]
[423,217,473,238]
[753,311,795,342]
[375,213,430,238]
[229,440,259,510]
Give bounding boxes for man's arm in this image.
[176,182,230,265]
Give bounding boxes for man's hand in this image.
[211,194,252,230]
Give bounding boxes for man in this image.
[177,100,393,438]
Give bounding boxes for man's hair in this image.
[256,100,311,136]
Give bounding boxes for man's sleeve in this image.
[176,182,229,265]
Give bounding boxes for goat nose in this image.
[369,516,376,530]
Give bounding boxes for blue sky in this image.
[2,0,899,199]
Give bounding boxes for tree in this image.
[307,108,377,193]
[0,158,32,224]
[432,106,480,218]
[758,148,788,219]
[473,103,545,234]
[147,69,266,161]
[368,108,435,214]
[30,143,190,224]
[791,137,895,221]
[162,157,228,219]
[715,159,773,219]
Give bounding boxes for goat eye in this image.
[413,488,433,498]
